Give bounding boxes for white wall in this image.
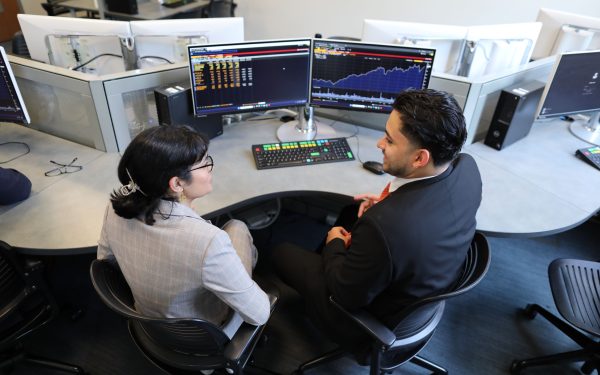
[236,0,600,40]
[18,0,46,15]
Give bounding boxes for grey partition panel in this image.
[8,56,114,151]
[102,63,190,151]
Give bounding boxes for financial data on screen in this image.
[0,47,29,124]
[310,40,435,113]
[188,39,311,116]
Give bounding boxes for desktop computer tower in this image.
[484,80,546,150]
[105,0,138,14]
[154,83,223,139]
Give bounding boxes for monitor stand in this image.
[569,112,600,146]
[276,104,335,142]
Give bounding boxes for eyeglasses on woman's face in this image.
[188,155,213,173]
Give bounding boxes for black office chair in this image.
[11,31,30,58]
[90,259,278,374]
[41,0,70,16]
[0,241,84,374]
[511,258,600,374]
[202,0,237,17]
[296,232,491,375]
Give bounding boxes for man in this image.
[273,88,482,352]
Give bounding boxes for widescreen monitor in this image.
[0,47,30,124]
[309,39,435,114]
[130,18,244,69]
[187,39,311,117]
[361,19,466,74]
[533,8,600,60]
[537,50,600,146]
[17,14,131,75]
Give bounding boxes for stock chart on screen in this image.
[310,40,435,113]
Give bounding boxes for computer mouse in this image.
[362,161,384,175]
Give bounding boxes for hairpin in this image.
[119,168,147,196]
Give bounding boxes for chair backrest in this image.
[0,241,55,351]
[206,0,236,17]
[548,258,600,337]
[385,232,491,359]
[89,259,232,370]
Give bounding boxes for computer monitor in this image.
[0,47,30,124]
[361,19,466,74]
[188,38,435,141]
[309,39,435,113]
[458,22,542,78]
[533,8,600,60]
[17,14,131,75]
[130,18,244,69]
[537,50,600,146]
[187,39,311,117]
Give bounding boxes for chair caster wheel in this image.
[581,360,596,374]
[523,304,537,320]
[510,360,524,374]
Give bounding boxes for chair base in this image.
[511,304,600,374]
[410,355,448,375]
[0,349,84,374]
[294,349,448,375]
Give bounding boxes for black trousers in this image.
[272,203,371,358]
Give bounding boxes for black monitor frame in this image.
[187,38,311,117]
[0,47,30,124]
[537,49,600,146]
[309,39,435,114]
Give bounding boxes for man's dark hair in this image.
[392,88,467,165]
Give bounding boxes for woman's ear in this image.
[168,176,184,194]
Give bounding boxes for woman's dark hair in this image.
[110,125,209,225]
[392,88,467,166]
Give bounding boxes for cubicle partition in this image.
[8,54,555,153]
[8,55,189,152]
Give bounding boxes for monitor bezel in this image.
[187,38,313,118]
[0,47,30,124]
[536,49,600,120]
[308,38,436,114]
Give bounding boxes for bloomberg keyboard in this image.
[252,138,355,170]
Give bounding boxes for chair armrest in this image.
[329,296,396,347]
[223,292,278,363]
[223,321,262,363]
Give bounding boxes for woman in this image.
[98,125,270,337]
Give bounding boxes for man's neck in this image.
[405,162,451,179]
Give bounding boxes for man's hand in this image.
[354,193,380,217]
[326,226,351,248]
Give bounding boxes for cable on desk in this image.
[138,56,174,64]
[0,142,30,163]
[71,53,123,71]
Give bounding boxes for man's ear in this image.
[413,149,431,168]
[168,176,184,194]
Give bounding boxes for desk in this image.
[1,118,599,254]
[61,0,209,20]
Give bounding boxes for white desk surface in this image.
[465,119,600,237]
[1,117,599,254]
[61,0,209,20]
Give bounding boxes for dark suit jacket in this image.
[322,153,482,328]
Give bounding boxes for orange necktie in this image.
[378,182,391,202]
